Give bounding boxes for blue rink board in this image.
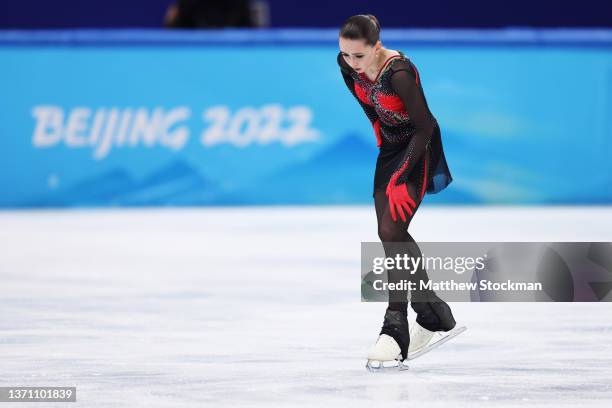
[1,29,611,207]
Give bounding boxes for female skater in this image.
[337,15,459,368]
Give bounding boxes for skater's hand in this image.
[386,182,416,222]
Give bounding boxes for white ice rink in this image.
[1,206,612,407]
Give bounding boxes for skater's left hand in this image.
[386,182,416,222]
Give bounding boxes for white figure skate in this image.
[406,322,467,361]
[365,334,408,372]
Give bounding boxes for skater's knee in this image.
[378,223,406,242]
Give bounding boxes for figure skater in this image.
[338,14,461,370]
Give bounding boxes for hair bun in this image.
[365,14,380,33]
[339,14,381,46]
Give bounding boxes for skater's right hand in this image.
[386,182,416,222]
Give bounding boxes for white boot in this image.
[367,334,401,361]
[408,322,434,354]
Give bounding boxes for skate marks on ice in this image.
[365,326,467,372]
[362,310,612,407]
[1,208,612,406]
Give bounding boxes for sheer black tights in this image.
[374,182,456,332]
[374,182,427,314]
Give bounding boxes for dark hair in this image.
[339,14,381,46]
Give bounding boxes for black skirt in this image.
[373,123,453,197]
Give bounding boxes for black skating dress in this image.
[337,51,452,199]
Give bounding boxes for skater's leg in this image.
[373,186,423,359]
[407,239,457,332]
[375,185,429,307]
[374,188,414,312]
[375,171,456,336]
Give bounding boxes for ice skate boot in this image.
[408,293,467,360]
[366,308,410,372]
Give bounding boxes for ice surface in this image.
[1,206,611,407]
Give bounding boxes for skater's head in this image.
[339,14,382,74]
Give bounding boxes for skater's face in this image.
[339,38,381,74]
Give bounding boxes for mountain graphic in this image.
[22,169,136,207]
[18,128,527,207]
[235,133,378,204]
[116,159,219,206]
[430,129,535,204]
[21,159,220,207]
[234,132,483,205]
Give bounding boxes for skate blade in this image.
[365,359,409,372]
[407,325,467,361]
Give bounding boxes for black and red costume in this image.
[337,51,452,200]
[338,50,457,361]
